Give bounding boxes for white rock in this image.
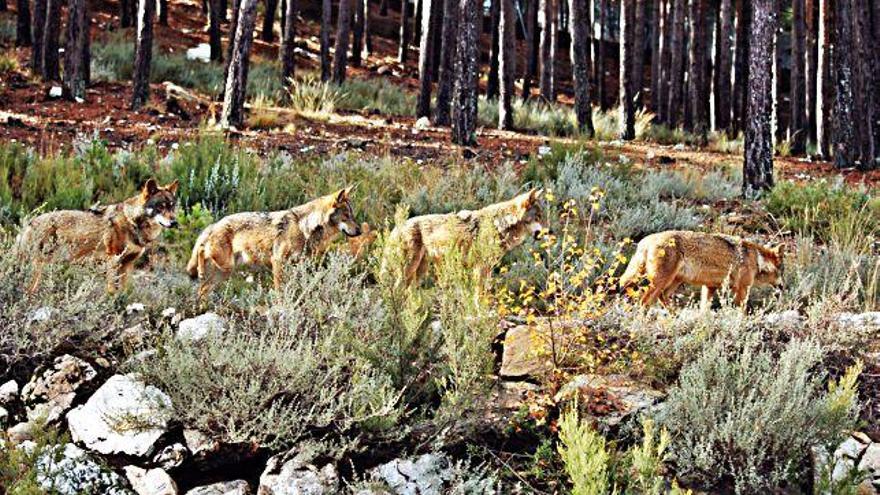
[859,443,880,473]
[177,313,227,342]
[672,143,686,151]
[23,354,97,423]
[67,374,171,457]
[127,303,147,314]
[162,307,178,319]
[0,406,8,426]
[373,454,451,495]
[838,312,880,328]
[413,116,431,131]
[184,429,218,456]
[186,480,251,495]
[125,466,178,495]
[836,437,868,460]
[258,453,338,495]
[185,43,212,63]
[0,379,19,404]
[30,306,55,323]
[36,443,131,495]
[154,443,188,469]
[763,310,805,328]
[7,421,35,443]
[49,86,63,98]
[537,145,552,157]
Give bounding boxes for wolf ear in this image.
[772,243,786,257]
[142,178,160,197]
[334,187,352,205]
[521,188,540,207]
[165,179,179,194]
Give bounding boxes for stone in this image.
[35,443,132,495]
[186,480,251,495]
[30,306,55,322]
[838,312,880,328]
[177,313,227,342]
[499,325,552,378]
[154,443,188,469]
[0,379,19,404]
[554,374,665,429]
[186,43,212,63]
[184,429,219,456]
[372,454,451,495]
[258,452,338,495]
[48,86,63,98]
[836,436,869,460]
[859,443,880,473]
[125,466,178,495]
[763,310,805,328]
[121,323,152,349]
[22,354,97,423]
[67,374,171,457]
[0,406,7,426]
[413,117,430,131]
[127,303,146,314]
[7,421,35,443]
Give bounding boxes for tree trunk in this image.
[333,0,353,83]
[352,0,364,66]
[31,0,46,72]
[658,0,673,120]
[380,0,387,15]
[120,0,134,28]
[320,0,332,81]
[225,0,242,83]
[487,0,501,99]
[451,0,479,145]
[666,0,686,126]
[522,0,538,99]
[539,0,556,100]
[620,0,635,139]
[64,0,89,100]
[714,0,733,132]
[686,0,708,136]
[131,0,156,109]
[569,0,593,135]
[499,0,517,129]
[280,0,297,82]
[632,0,647,109]
[434,0,458,125]
[732,0,750,133]
[261,0,278,42]
[771,0,784,144]
[853,0,876,167]
[831,0,856,168]
[220,0,258,128]
[158,0,168,25]
[413,0,422,47]
[209,0,224,61]
[816,0,832,157]
[805,0,818,143]
[363,0,372,56]
[417,0,441,116]
[220,0,228,22]
[41,0,62,80]
[791,0,807,154]
[650,0,663,115]
[15,0,30,46]
[399,0,412,63]
[743,0,776,195]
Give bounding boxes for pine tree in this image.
[399,0,412,63]
[209,0,224,61]
[261,0,278,42]
[41,0,62,80]
[30,0,46,72]
[131,0,156,109]
[63,0,89,100]
[434,0,459,125]
[352,0,365,66]
[666,0,686,126]
[417,0,442,117]
[522,0,538,99]
[15,0,30,46]
[816,0,832,157]
[620,0,636,139]
[732,0,750,133]
[451,0,479,145]
[499,0,517,129]
[487,0,501,98]
[332,0,353,83]
[539,0,557,101]
[790,0,807,154]
[280,0,297,82]
[686,0,708,137]
[320,0,332,81]
[743,0,777,195]
[714,0,733,133]
[220,0,259,128]
[569,0,593,135]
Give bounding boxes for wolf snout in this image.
[342,223,362,237]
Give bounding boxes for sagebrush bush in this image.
[337,77,416,116]
[558,405,611,495]
[659,335,860,493]
[765,179,877,242]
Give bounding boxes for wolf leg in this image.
[27,261,45,295]
[659,281,682,307]
[700,286,716,311]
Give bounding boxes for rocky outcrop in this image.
[28,442,132,495]
[371,454,452,495]
[258,452,338,495]
[177,313,227,342]
[186,480,251,495]
[125,465,178,495]
[554,373,664,433]
[22,354,97,422]
[66,374,172,457]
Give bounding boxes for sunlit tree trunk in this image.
[499,0,517,128]
[539,0,557,101]
[816,0,832,157]
[220,0,259,128]
[64,0,89,100]
[666,0,686,126]
[743,0,777,195]
[732,0,750,133]
[399,0,412,62]
[569,0,594,135]
[132,0,156,109]
[791,0,807,154]
[451,0,479,145]
[417,0,442,116]
[620,0,635,139]
[41,0,62,80]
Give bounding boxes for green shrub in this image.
[765,179,876,242]
[660,336,860,493]
[557,405,612,495]
[286,75,344,117]
[162,202,215,264]
[337,77,416,116]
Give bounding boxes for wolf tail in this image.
[186,228,210,280]
[617,241,647,292]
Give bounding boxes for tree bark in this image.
[791,0,807,154]
[816,0,832,157]
[686,0,708,136]
[261,0,278,42]
[209,0,224,61]
[320,0,332,81]
[831,0,856,168]
[487,0,501,99]
[15,0,30,46]
[650,0,663,115]
[225,0,242,83]
[569,0,593,135]
[732,0,750,133]
[499,0,517,129]
[539,0,556,101]
[714,0,733,132]
[352,0,364,66]
[132,0,156,110]
[434,0,458,125]
[632,0,647,109]
[666,0,686,126]
[854,0,876,167]
[280,0,297,82]
[333,0,353,83]
[120,0,135,27]
[158,0,168,25]
[417,0,441,116]
[771,0,784,144]
[805,0,817,143]
[620,0,635,139]
[743,0,776,195]
[363,0,372,56]
[220,0,259,128]
[399,0,412,63]
[31,0,46,72]
[451,0,479,145]
[522,0,538,99]
[64,0,89,100]
[41,0,62,80]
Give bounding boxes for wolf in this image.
[385,189,545,286]
[618,230,785,308]
[186,187,362,297]
[17,178,179,293]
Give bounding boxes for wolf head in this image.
[494,188,545,246]
[328,187,362,237]
[755,243,785,287]
[140,178,179,228]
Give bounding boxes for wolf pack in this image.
[15,177,785,309]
